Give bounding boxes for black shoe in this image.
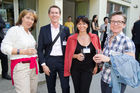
[2,75,11,80]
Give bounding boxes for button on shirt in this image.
[50,24,63,56]
[101,32,135,84]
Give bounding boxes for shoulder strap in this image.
[49,26,64,49]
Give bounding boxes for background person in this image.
[100,17,110,50]
[91,15,100,36]
[1,9,38,93]
[64,16,101,93]
[132,16,140,62]
[64,16,75,35]
[0,14,11,80]
[38,5,70,93]
[93,11,135,93]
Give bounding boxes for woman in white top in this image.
[100,17,110,49]
[1,9,38,93]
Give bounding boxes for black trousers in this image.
[101,79,126,93]
[135,44,140,62]
[0,50,8,76]
[45,56,70,93]
[71,69,93,93]
[101,32,107,50]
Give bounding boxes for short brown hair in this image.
[48,5,61,14]
[16,9,38,31]
[110,11,127,24]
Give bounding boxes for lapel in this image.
[47,24,52,43]
[60,25,63,44]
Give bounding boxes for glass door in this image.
[0,0,14,31]
[75,0,89,18]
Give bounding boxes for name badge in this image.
[83,48,90,53]
[63,41,67,46]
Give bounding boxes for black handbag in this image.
[38,26,64,73]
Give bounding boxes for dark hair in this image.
[110,11,127,23]
[91,15,98,23]
[16,9,38,31]
[48,5,61,14]
[76,16,90,33]
[104,17,109,22]
[68,16,72,19]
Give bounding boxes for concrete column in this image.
[89,0,107,25]
[38,0,63,28]
[38,0,54,27]
[89,0,100,20]
[54,0,63,24]
[98,0,107,25]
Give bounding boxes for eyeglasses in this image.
[110,20,125,25]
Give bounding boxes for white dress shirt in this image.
[1,25,37,60]
[50,24,63,56]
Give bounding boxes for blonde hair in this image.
[16,9,38,31]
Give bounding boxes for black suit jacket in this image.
[37,24,70,64]
[0,14,6,41]
[0,14,6,48]
[132,20,140,44]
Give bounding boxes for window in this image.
[107,2,128,33]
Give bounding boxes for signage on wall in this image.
[0,9,7,22]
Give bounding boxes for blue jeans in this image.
[101,80,126,93]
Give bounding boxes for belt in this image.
[21,60,30,63]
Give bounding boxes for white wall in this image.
[38,0,63,27]
[54,0,63,24]
[98,0,107,26]
[38,0,54,27]
[89,0,99,20]
[89,0,107,26]
[89,0,107,36]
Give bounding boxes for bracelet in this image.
[17,49,20,55]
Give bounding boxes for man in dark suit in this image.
[132,16,140,62]
[38,5,70,93]
[0,14,11,80]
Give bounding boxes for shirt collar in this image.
[51,23,60,29]
[108,31,124,41]
[19,25,30,34]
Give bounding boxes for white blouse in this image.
[1,25,37,60]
